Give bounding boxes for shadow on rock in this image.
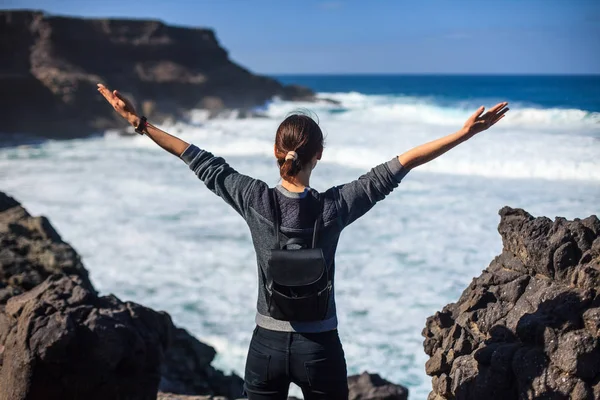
[454,291,599,399]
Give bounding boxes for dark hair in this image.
[275,112,324,180]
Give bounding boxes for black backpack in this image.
[264,189,332,321]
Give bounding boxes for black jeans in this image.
[243,325,348,399]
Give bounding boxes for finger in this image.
[471,106,485,120]
[97,83,111,96]
[490,114,506,126]
[483,105,509,120]
[98,89,113,103]
[97,84,114,102]
[113,90,130,108]
[488,102,508,114]
[494,107,509,118]
[486,107,509,122]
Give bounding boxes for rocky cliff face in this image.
[422,207,600,400]
[0,191,94,302]
[0,10,314,139]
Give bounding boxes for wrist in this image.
[134,116,148,135]
[457,128,472,141]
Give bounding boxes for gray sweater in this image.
[181,144,409,332]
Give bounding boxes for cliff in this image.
[422,207,600,400]
[0,10,314,139]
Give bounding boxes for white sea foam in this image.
[317,92,600,129]
[167,95,600,182]
[0,92,599,399]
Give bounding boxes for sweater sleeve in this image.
[180,144,260,218]
[333,157,409,228]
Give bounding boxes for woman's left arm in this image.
[398,102,509,170]
[97,83,261,218]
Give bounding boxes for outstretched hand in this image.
[97,83,140,127]
[462,102,509,139]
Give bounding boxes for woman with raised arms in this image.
[98,83,508,400]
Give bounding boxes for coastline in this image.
[0,10,316,141]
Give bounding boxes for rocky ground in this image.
[0,10,316,140]
[422,207,600,400]
[0,190,408,399]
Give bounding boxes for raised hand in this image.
[462,102,509,139]
[97,83,140,127]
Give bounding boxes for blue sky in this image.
[3,0,600,74]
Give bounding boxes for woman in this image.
[97,83,508,399]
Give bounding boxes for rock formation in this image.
[422,207,600,400]
[348,372,409,400]
[0,191,243,399]
[0,191,93,303]
[288,372,409,400]
[0,10,315,139]
[0,274,173,400]
[159,326,244,398]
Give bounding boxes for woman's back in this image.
[180,141,407,332]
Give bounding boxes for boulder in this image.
[0,274,173,400]
[0,191,93,304]
[422,207,600,399]
[0,191,242,399]
[0,10,315,139]
[158,394,229,400]
[348,372,409,400]
[158,370,410,400]
[159,327,243,398]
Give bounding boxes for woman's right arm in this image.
[97,83,261,218]
[97,84,189,156]
[335,103,509,228]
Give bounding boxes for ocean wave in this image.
[265,92,600,131]
[123,90,600,182]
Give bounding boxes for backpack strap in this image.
[270,188,282,250]
[270,188,324,249]
[311,194,325,249]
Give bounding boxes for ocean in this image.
[1,75,599,399]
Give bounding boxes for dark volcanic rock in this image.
[0,10,315,139]
[157,394,227,400]
[0,191,243,399]
[159,327,243,398]
[348,371,409,400]
[0,274,173,400]
[158,371,409,400]
[422,207,600,400]
[0,191,93,304]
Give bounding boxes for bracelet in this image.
[134,116,148,135]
